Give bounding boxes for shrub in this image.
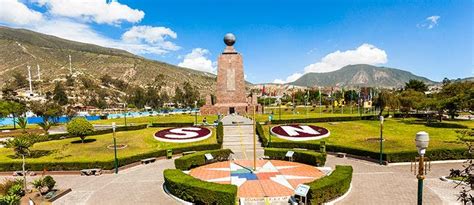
[46,124,148,142]
[0,194,21,205]
[270,115,376,124]
[164,169,237,204]
[256,122,268,146]
[216,122,224,145]
[0,143,222,171]
[175,149,233,170]
[43,176,56,191]
[0,179,15,196]
[264,148,326,166]
[305,165,353,204]
[67,117,94,143]
[150,122,194,127]
[6,184,24,197]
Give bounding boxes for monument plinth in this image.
[200,33,261,115]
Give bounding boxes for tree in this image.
[374,90,393,116]
[53,82,68,105]
[405,79,428,93]
[437,81,473,119]
[30,102,63,124]
[38,119,52,135]
[6,135,35,191]
[66,117,94,143]
[100,74,113,86]
[12,72,28,89]
[182,82,200,108]
[16,117,28,133]
[448,130,473,204]
[65,75,75,87]
[174,86,184,107]
[398,89,425,117]
[0,101,26,129]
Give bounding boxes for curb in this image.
[439,176,468,186]
[388,159,468,166]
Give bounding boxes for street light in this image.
[194,101,197,125]
[112,122,118,174]
[415,131,429,205]
[123,103,127,127]
[379,116,384,165]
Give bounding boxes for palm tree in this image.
[16,117,28,133]
[6,137,34,191]
[38,119,52,135]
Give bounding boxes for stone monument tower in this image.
[200,33,261,115]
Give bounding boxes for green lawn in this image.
[262,118,473,153]
[91,114,219,125]
[0,127,217,164]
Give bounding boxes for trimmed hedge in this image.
[175,149,233,170]
[264,148,326,166]
[0,143,221,171]
[257,122,470,162]
[305,165,353,204]
[164,169,237,204]
[256,122,268,146]
[216,122,224,145]
[46,124,148,142]
[150,122,194,127]
[270,115,377,124]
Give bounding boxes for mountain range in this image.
[289,64,436,88]
[0,26,216,96]
[0,26,470,98]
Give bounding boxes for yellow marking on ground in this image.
[238,123,248,159]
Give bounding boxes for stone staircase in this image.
[221,115,264,160]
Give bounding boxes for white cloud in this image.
[178,48,216,73]
[0,1,178,56]
[122,26,179,51]
[273,72,303,84]
[417,15,440,29]
[274,43,387,84]
[34,0,144,25]
[0,0,43,25]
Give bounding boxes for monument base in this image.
[200,103,261,115]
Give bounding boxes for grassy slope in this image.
[0,127,217,163]
[263,118,473,153]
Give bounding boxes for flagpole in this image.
[319,87,322,116]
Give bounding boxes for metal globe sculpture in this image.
[224,33,236,46]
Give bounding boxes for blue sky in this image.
[1,0,472,83]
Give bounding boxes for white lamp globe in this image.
[415,131,429,155]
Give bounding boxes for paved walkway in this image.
[0,155,466,204]
[325,155,466,205]
[51,159,176,205]
[221,115,264,160]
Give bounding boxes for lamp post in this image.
[123,103,127,127]
[379,116,384,165]
[194,101,197,125]
[276,98,282,121]
[112,122,118,174]
[415,131,429,205]
[253,104,257,171]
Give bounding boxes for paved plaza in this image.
[0,155,465,205]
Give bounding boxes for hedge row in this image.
[175,149,233,170]
[0,143,221,171]
[305,165,353,204]
[150,122,194,127]
[46,124,148,142]
[216,122,224,145]
[270,115,377,124]
[164,169,237,204]
[257,123,470,162]
[264,148,326,166]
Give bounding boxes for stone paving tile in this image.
[259,180,294,197]
[239,181,266,198]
